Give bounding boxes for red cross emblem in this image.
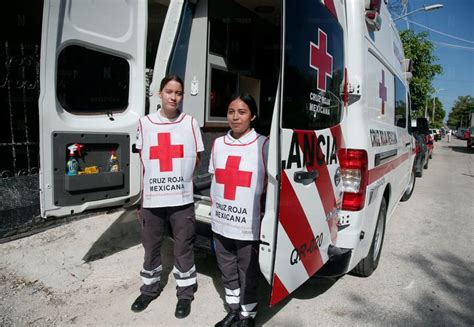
[310,29,333,92]
[215,156,252,200]
[379,70,387,115]
[149,133,184,172]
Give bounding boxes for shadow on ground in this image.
[82,209,341,326]
[82,209,141,262]
[448,145,473,154]
[255,275,339,326]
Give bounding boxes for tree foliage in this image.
[447,95,474,128]
[400,30,443,121]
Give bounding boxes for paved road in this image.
[1,137,473,326]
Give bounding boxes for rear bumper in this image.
[316,247,353,277]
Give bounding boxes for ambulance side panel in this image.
[336,0,413,270]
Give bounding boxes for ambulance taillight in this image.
[338,149,368,211]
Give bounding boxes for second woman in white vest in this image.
[209,94,268,327]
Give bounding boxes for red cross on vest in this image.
[310,28,333,92]
[379,70,387,115]
[215,156,252,201]
[149,133,184,172]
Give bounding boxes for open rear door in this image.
[260,0,346,306]
[39,0,147,217]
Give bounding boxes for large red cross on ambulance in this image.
[149,132,184,172]
[309,28,333,92]
[215,156,252,200]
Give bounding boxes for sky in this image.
[393,0,474,121]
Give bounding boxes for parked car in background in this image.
[440,129,446,138]
[429,129,441,141]
[462,129,470,141]
[456,128,468,139]
[425,134,434,158]
[428,129,435,141]
[469,113,474,148]
[415,118,434,159]
[413,133,429,177]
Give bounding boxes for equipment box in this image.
[52,132,130,206]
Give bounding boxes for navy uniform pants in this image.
[138,203,197,300]
[214,232,259,319]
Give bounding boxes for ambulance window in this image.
[57,45,129,114]
[282,1,344,130]
[394,77,407,128]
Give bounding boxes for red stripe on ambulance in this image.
[323,0,337,18]
[330,124,345,150]
[368,151,411,184]
[279,171,324,276]
[270,273,290,306]
[295,129,339,243]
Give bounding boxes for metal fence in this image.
[0,41,40,178]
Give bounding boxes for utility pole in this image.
[425,97,428,119]
[432,88,444,125]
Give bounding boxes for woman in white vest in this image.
[132,75,204,319]
[210,94,268,327]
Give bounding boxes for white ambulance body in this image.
[39,0,415,306]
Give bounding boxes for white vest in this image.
[210,132,268,240]
[139,114,197,207]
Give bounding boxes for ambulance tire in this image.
[351,197,387,277]
[401,168,416,202]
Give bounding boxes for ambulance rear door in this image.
[259,0,346,306]
[38,0,147,217]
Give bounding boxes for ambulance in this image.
[39,0,416,306]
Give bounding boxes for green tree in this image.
[447,95,474,128]
[399,30,443,121]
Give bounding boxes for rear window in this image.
[57,45,129,114]
[282,1,344,130]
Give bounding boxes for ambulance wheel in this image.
[351,197,387,277]
[401,168,416,202]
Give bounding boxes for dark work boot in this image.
[175,298,192,319]
[215,310,240,327]
[131,294,158,312]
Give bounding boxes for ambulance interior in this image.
[203,0,281,136]
[168,0,282,202]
